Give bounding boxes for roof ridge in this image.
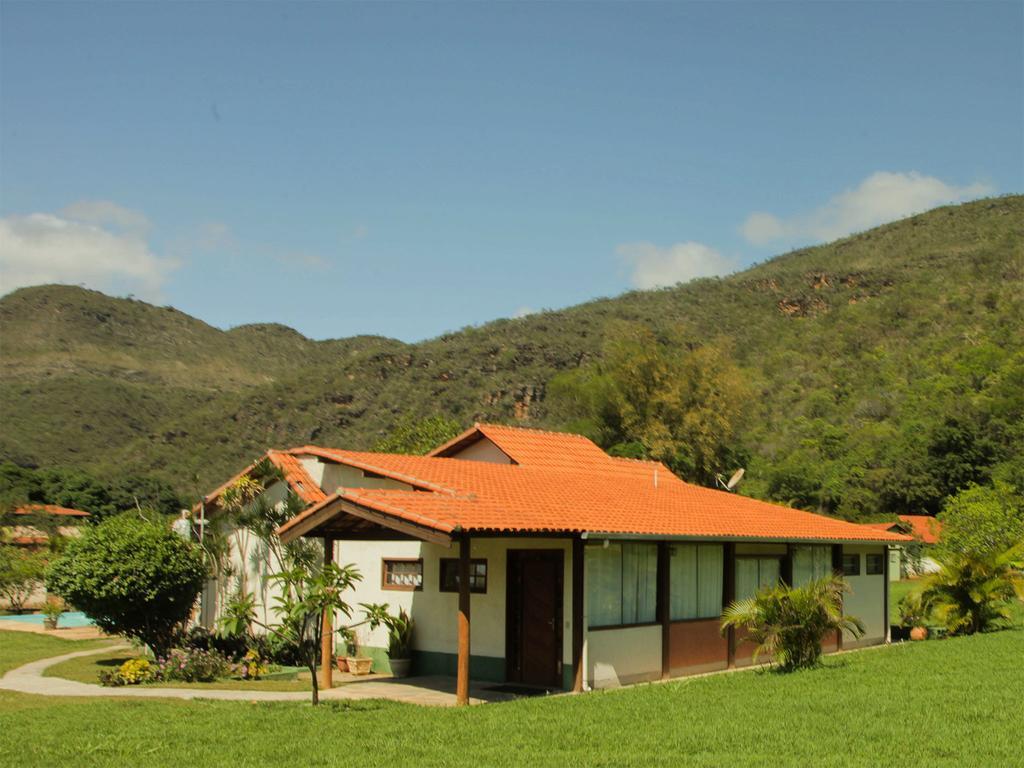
[476,422,594,441]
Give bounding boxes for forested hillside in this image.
[1,195,1020,518]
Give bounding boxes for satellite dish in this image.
[716,468,745,492]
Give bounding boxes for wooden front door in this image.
[507,549,563,688]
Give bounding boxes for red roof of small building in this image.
[14,504,89,518]
[276,425,911,544]
[897,514,942,545]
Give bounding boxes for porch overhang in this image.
[276,493,453,547]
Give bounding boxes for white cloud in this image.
[0,203,177,301]
[512,306,536,319]
[741,171,994,246]
[618,241,736,289]
[60,200,150,237]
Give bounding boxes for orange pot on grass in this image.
[909,626,929,641]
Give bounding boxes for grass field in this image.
[2,627,1022,767]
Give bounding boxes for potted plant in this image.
[334,628,354,673]
[345,630,373,675]
[386,608,414,678]
[897,591,930,641]
[41,595,64,631]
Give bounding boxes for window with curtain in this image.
[792,545,832,586]
[735,557,781,601]
[669,543,724,620]
[586,541,658,627]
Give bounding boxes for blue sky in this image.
[1,1,1021,341]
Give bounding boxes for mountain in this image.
[1,195,1021,514]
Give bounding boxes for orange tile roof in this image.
[897,515,942,545]
[277,426,911,544]
[198,450,326,511]
[267,451,327,505]
[14,504,89,518]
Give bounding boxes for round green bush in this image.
[47,513,207,655]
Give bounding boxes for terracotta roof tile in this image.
[13,504,89,517]
[276,428,911,544]
[897,515,942,545]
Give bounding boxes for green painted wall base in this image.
[345,645,572,690]
[411,650,506,683]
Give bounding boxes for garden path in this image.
[0,643,514,705]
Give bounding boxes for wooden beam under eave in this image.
[832,544,844,651]
[319,537,334,690]
[456,533,471,705]
[571,537,584,693]
[658,540,670,680]
[724,542,736,669]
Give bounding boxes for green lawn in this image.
[2,628,1023,767]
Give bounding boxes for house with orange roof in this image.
[198,424,909,701]
[1,504,89,610]
[862,515,943,579]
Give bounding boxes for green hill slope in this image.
[1,195,1021,514]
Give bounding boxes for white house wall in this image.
[586,625,662,688]
[843,545,887,646]
[446,438,513,464]
[336,537,573,673]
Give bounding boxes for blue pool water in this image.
[0,611,94,628]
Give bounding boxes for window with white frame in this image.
[586,541,658,628]
[669,543,724,620]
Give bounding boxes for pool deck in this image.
[0,620,108,640]
[0,641,519,706]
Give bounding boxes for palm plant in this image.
[721,574,865,671]
[921,541,1024,635]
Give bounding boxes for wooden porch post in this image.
[320,537,334,690]
[658,541,670,680]
[724,542,736,668]
[571,537,585,692]
[832,544,844,651]
[456,533,471,705]
[883,546,891,644]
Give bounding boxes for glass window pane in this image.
[669,544,698,620]
[622,542,657,624]
[758,557,780,590]
[587,543,623,627]
[736,558,759,601]
[697,545,724,618]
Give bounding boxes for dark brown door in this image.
[507,550,563,688]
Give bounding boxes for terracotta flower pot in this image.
[335,657,348,673]
[43,617,58,631]
[909,626,929,641]
[346,657,373,675]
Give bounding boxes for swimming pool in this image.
[0,611,94,628]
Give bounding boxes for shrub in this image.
[937,483,1024,558]
[99,658,156,687]
[921,541,1024,635]
[156,647,232,683]
[46,513,207,656]
[721,575,866,671]
[235,649,269,680]
[0,548,46,613]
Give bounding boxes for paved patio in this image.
[0,643,521,705]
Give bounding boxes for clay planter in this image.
[346,657,373,675]
[43,617,58,631]
[909,626,929,641]
[389,658,411,678]
[335,657,348,673]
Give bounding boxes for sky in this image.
[1,1,1021,342]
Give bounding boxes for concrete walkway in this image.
[0,644,513,705]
